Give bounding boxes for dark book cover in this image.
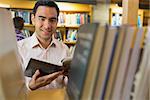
[67,23,100,100]
[24,58,71,77]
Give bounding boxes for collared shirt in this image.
[17,33,70,90]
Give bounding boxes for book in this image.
[67,23,106,100]
[92,26,118,100]
[0,8,26,100]
[25,58,71,77]
[104,25,127,100]
[132,26,150,100]
[111,26,136,100]
[81,24,107,100]
[121,27,144,100]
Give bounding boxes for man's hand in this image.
[29,70,63,90]
[62,57,71,76]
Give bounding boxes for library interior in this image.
[0,0,149,100]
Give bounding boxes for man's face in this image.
[32,6,58,41]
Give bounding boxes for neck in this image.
[36,35,52,49]
[40,39,51,49]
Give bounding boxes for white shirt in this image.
[17,33,70,90]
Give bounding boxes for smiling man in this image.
[18,0,70,90]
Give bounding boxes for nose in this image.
[44,20,51,29]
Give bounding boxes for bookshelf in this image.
[143,10,150,26]
[5,1,92,46]
[57,11,90,45]
[109,4,144,27]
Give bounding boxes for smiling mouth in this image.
[42,30,50,34]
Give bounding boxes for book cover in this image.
[67,23,101,100]
[25,58,71,77]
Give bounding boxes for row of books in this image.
[111,13,122,26]
[58,12,90,26]
[111,13,142,27]
[55,29,78,42]
[65,29,78,42]
[67,23,149,100]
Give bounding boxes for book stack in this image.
[67,23,149,100]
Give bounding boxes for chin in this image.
[42,36,49,39]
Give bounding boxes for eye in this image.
[49,18,57,23]
[38,17,45,21]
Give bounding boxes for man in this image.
[13,16,31,41]
[13,16,26,41]
[18,0,70,90]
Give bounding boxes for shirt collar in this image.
[29,32,58,49]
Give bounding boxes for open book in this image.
[24,58,71,77]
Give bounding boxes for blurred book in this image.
[93,26,118,100]
[132,26,150,100]
[104,25,127,100]
[67,23,106,100]
[111,26,135,100]
[121,27,143,100]
[0,8,26,100]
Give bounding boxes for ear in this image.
[31,14,35,25]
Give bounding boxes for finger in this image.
[35,71,62,84]
[55,75,68,87]
[63,76,68,86]
[29,70,41,90]
[51,71,63,77]
[46,71,63,82]
[32,70,40,80]
[32,71,64,89]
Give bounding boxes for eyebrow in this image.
[38,16,46,19]
[38,16,57,20]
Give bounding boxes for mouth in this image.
[42,30,50,35]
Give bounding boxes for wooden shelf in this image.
[63,41,76,45]
[57,25,79,28]
[65,26,79,28]
[24,24,34,33]
[24,24,34,27]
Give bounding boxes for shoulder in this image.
[54,39,71,57]
[17,36,31,49]
[55,39,69,50]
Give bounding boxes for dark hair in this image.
[13,16,24,30]
[33,0,60,17]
